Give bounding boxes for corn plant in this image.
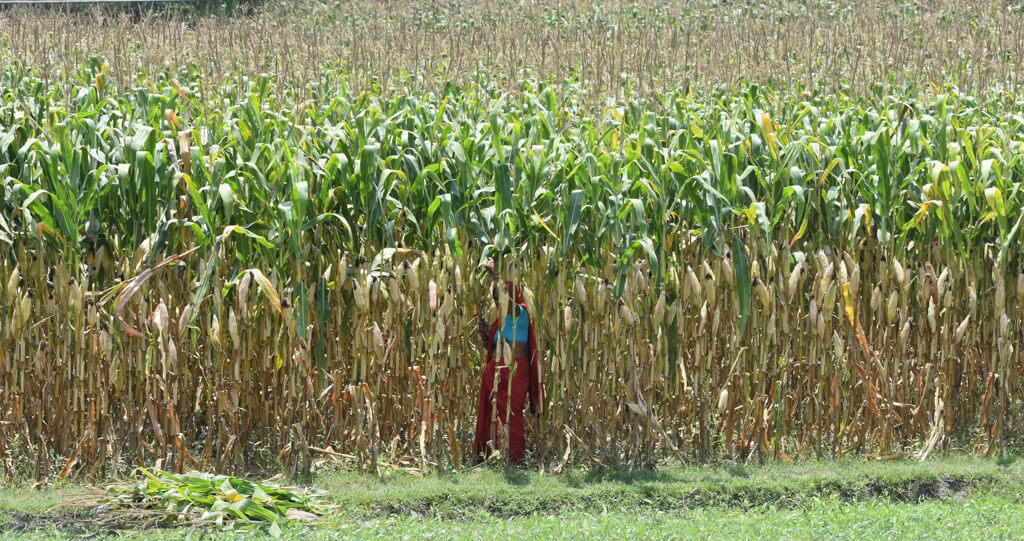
[1,59,1024,477]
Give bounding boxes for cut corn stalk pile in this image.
[98,468,325,532]
[2,58,1024,477]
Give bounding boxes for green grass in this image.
[4,458,1024,539]
[275,498,1024,540]
[317,456,1024,519]
[6,497,1024,540]
[0,489,80,516]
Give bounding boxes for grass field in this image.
[4,458,1024,538]
[274,500,1024,541]
[14,501,1021,540]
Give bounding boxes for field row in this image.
[2,0,1022,96]
[3,62,1024,263]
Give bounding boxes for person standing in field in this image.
[473,257,544,464]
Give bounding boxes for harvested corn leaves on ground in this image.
[98,469,325,531]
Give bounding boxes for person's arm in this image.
[478,314,491,345]
[479,257,499,346]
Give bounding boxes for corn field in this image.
[2,56,1024,478]
[2,0,1024,99]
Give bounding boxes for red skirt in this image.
[473,356,531,463]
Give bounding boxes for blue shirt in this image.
[493,310,529,343]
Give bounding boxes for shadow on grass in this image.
[636,483,661,499]
[555,467,675,487]
[503,468,532,487]
[996,455,1018,467]
[724,465,750,478]
[553,463,755,488]
[438,471,463,485]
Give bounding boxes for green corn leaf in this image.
[732,236,751,340]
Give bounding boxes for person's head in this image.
[491,280,520,316]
